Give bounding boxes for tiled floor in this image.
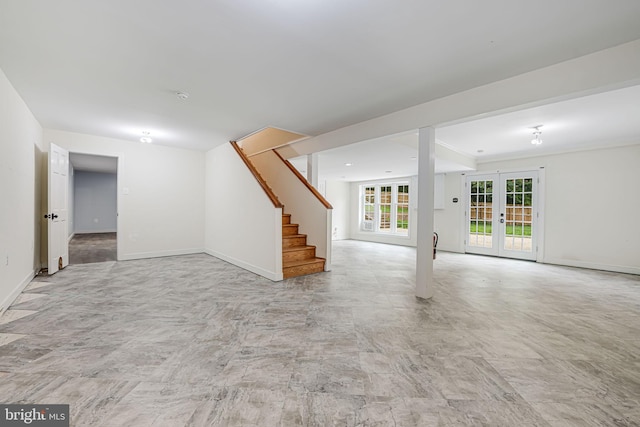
[1,240,639,426]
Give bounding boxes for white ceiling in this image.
[1,0,640,154]
[290,84,640,181]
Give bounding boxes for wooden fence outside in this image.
[470,203,532,223]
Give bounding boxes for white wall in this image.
[481,144,640,274]
[205,143,283,281]
[325,180,350,240]
[434,144,640,275]
[44,129,205,260]
[434,172,466,253]
[74,171,117,233]
[0,68,44,313]
[68,162,75,237]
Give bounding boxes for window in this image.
[396,184,409,235]
[379,186,392,232]
[364,186,375,221]
[360,182,410,236]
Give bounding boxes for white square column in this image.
[306,153,318,188]
[416,126,435,299]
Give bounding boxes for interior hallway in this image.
[0,241,639,426]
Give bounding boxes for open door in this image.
[46,143,69,274]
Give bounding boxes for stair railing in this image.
[230,141,283,208]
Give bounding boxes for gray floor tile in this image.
[0,240,639,426]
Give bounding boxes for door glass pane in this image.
[503,176,533,253]
[468,179,493,248]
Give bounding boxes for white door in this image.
[465,171,538,261]
[498,172,537,261]
[465,174,497,257]
[46,143,69,274]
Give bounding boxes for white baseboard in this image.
[350,232,416,248]
[543,257,640,276]
[205,249,283,282]
[0,268,38,315]
[74,229,117,234]
[118,248,204,261]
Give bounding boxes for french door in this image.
[465,171,538,261]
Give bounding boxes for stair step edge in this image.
[283,245,316,252]
[283,257,325,268]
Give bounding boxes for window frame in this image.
[360,181,410,236]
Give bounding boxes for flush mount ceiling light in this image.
[531,126,543,145]
[345,162,353,166]
[140,131,152,143]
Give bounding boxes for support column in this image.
[416,126,435,299]
[306,153,318,188]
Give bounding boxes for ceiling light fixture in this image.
[176,91,189,100]
[345,162,353,166]
[531,126,543,145]
[140,131,153,143]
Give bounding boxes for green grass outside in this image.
[377,205,409,229]
[470,222,531,236]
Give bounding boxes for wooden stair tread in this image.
[281,213,325,278]
[283,245,316,253]
[283,257,325,267]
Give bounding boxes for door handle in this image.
[500,219,505,223]
[52,213,59,219]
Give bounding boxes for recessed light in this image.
[345,163,353,167]
[477,149,484,153]
[385,170,392,173]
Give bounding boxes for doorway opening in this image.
[68,153,118,265]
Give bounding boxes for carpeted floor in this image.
[68,233,117,264]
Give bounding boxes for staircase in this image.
[282,213,325,278]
